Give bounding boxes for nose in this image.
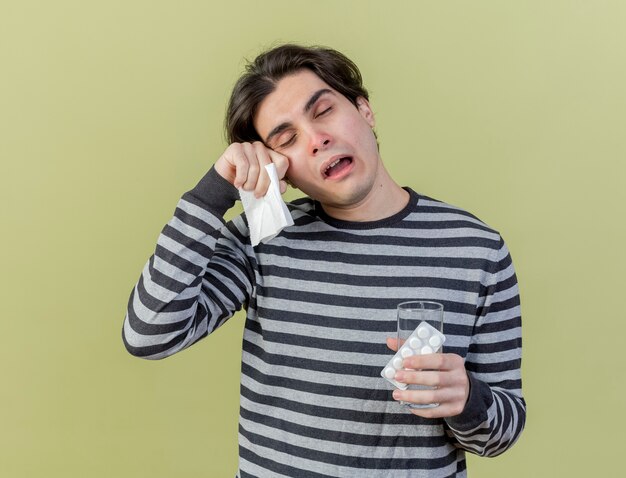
[311,134,331,155]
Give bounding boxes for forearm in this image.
[122,167,247,359]
[444,236,526,456]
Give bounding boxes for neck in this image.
[320,165,410,222]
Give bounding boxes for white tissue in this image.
[239,163,294,246]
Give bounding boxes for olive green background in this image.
[2,1,624,476]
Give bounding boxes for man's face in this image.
[253,69,382,211]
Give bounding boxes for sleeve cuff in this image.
[182,166,240,216]
[445,372,493,431]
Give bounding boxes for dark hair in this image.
[225,44,369,144]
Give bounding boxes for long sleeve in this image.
[122,167,255,359]
[444,236,526,457]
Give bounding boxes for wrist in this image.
[183,166,240,215]
[444,373,492,431]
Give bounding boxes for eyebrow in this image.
[264,88,333,145]
[304,88,332,113]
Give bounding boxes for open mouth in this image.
[323,156,353,178]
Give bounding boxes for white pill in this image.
[381,321,447,390]
[429,335,442,348]
[409,337,422,349]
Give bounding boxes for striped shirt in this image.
[123,168,526,477]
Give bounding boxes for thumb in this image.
[269,150,290,181]
[386,337,400,352]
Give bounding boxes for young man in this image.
[123,44,525,477]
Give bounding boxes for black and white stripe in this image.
[123,171,525,477]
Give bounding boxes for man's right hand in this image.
[214,142,290,198]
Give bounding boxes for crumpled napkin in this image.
[239,163,294,246]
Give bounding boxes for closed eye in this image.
[315,107,332,118]
[278,134,297,149]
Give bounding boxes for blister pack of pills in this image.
[381,321,446,390]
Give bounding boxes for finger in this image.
[279,180,288,194]
[393,385,458,409]
[386,337,400,352]
[232,156,249,190]
[226,144,250,190]
[393,370,442,388]
[402,353,448,371]
[393,387,441,408]
[252,142,273,198]
[393,383,468,418]
[215,143,247,188]
[269,150,290,180]
[407,389,468,419]
[241,142,261,191]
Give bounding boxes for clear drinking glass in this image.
[397,301,444,409]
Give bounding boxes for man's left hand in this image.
[386,338,470,419]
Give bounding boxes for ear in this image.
[356,97,375,128]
